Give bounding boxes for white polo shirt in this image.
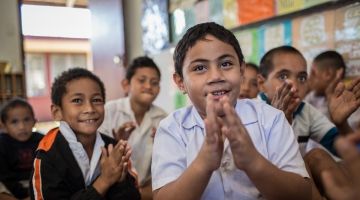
[152,99,308,200]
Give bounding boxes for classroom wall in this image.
[0,0,23,73]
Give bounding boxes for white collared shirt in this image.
[98,97,167,185]
[152,99,308,200]
[60,121,104,186]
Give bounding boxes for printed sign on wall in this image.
[335,4,360,77]
[259,20,292,57]
[292,10,335,70]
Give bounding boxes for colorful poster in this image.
[209,0,224,25]
[234,29,260,64]
[259,20,292,57]
[292,10,335,70]
[303,0,331,9]
[195,0,210,24]
[276,0,304,15]
[237,0,274,25]
[223,0,239,28]
[335,4,360,77]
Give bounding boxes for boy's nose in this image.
[84,102,95,113]
[207,67,224,83]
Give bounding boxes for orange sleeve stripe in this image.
[127,160,139,188]
[33,158,43,200]
[37,127,59,152]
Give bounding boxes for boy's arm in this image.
[153,95,224,200]
[221,97,310,200]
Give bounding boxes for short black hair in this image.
[0,97,35,123]
[259,45,305,79]
[126,56,161,81]
[313,50,346,78]
[245,62,259,73]
[173,22,244,78]
[51,68,105,107]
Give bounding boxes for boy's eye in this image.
[10,119,19,125]
[278,73,288,81]
[298,75,307,83]
[150,80,160,86]
[92,97,104,103]
[193,64,207,72]
[220,61,233,68]
[71,98,82,103]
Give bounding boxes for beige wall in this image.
[0,0,23,73]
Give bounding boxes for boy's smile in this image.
[52,78,105,137]
[174,34,244,118]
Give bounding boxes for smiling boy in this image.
[151,22,310,200]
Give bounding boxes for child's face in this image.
[52,78,105,136]
[126,67,160,106]
[259,52,308,101]
[239,67,259,99]
[174,34,243,118]
[3,106,35,142]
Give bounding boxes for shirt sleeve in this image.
[266,111,309,178]
[151,117,187,191]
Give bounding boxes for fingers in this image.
[326,68,343,96]
[205,94,219,143]
[348,77,360,99]
[333,82,345,98]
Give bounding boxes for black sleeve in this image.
[0,144,29,199]
[30,151,104,200]
[106,173,141,200]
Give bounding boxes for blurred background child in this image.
[0,98,43,200]
[238,63,259,99]
[99,56,167,200]
[306,50,360,130]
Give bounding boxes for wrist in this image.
[93,175,111,196]
[243,153,266,175]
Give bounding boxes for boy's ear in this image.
[51,104,63,121]
[173,73,186,94]
[121,79,130,96]
[240,61,245,76]
[257,74,266,92]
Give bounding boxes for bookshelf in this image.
[0,72,26,107]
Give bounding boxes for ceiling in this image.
[22,0,88,7]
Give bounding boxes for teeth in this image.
[212,91,226,96]
[85,119,96,123]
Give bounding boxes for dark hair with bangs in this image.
[0,97,35,123]
[51,68,105,107]
[259,45,305,79]
[173,22,244,78]
[126,56,161,81]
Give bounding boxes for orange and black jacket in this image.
[30,128,140,200]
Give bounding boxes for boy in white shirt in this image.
[151,22,310,200]
[99,56,167,199]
